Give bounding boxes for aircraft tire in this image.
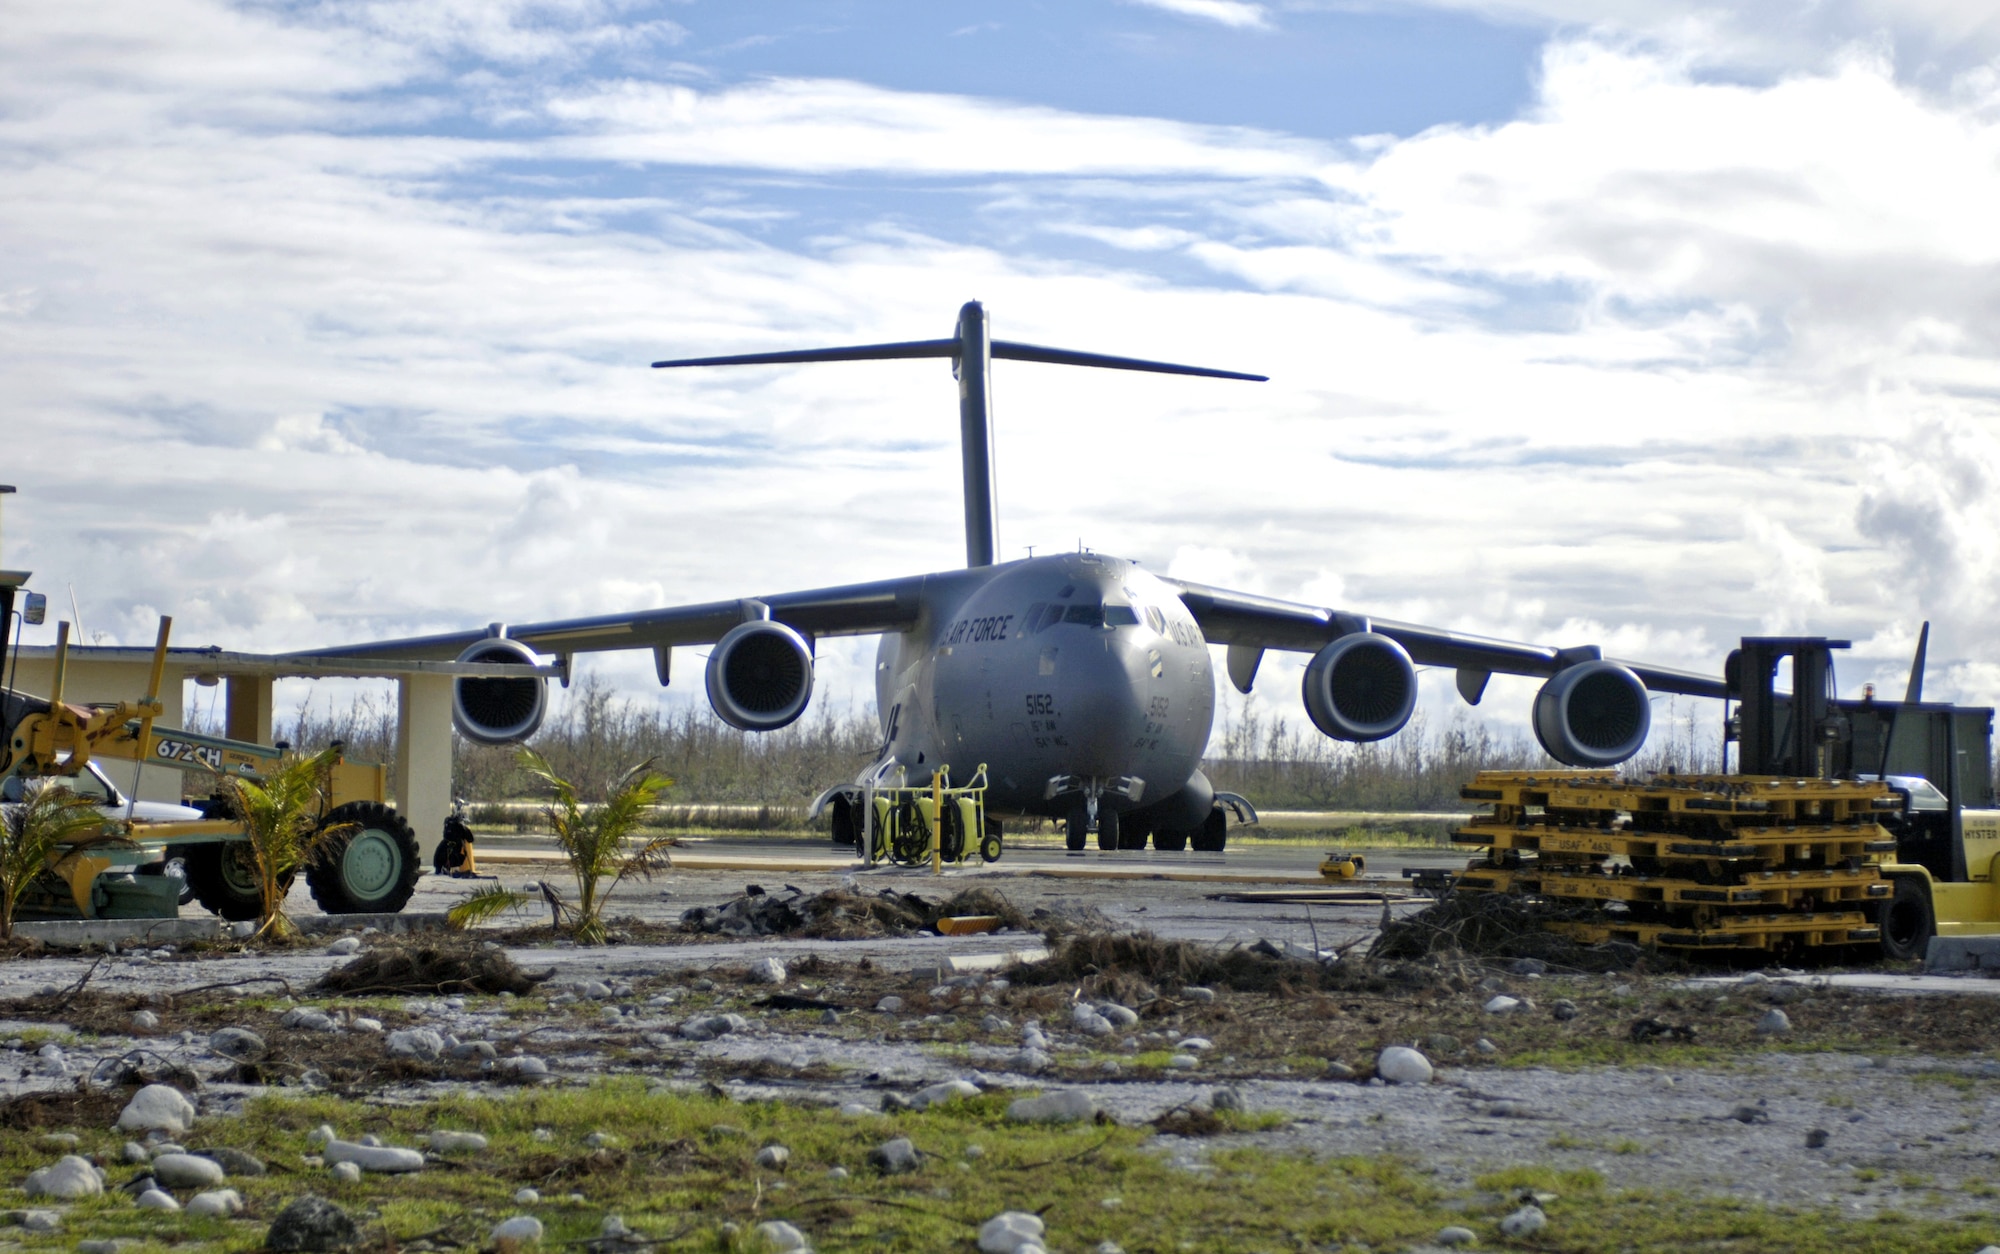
[1152,828,1188,852]
[1097,809,1120,851]
[1119,818,1150,851]
[829,797,857,847]
[1064,806,1089,852]
[307,802,421,915]
[1878,874,1935,962]
[1189,808,1229,853]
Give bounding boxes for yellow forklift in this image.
[0,609,421,921]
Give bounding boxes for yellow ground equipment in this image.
[1,618,421,921]
[861,765,998,867]
[1446,634,2000,962]
[1451,770,1894,952]
[1319,851,1366,880]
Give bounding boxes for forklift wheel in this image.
[307,802,422,915]
[1879,875,1935,962]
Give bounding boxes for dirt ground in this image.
[0,864,1994,1245]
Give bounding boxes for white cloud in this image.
[1124,0,1273,30]
[8,1,2000,745]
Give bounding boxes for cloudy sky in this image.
[7,0,2000,745]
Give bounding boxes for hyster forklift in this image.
[1451,631,2000,962]
[0,602,421,922]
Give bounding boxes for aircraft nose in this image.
[1060,634,1153,772]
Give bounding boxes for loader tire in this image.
[182,842,279,922]
[1879,875,1935,963]
[307,802,421,915]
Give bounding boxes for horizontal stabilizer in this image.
[653,338,958,369]
[991,340,1265,381]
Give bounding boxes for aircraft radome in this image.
[297,302,1725,855]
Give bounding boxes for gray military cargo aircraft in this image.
[298,302,1726,854]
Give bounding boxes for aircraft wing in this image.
[284,573,936,665]
[1162,577,1726,699]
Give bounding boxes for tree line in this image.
[221,675,1726,812]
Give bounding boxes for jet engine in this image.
[706,620,815,731]
[1533,660,1651,767]
[452,638,548,746]
[1302,633,1417,742]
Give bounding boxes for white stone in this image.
[229,920,256,938]
[23,1155,102,1199]
[20,1209,59,1233]
[1499,1204,1546,1238]
[913,1079,981,1109]
[747,957,787,984]
[1758,1008,1792,1035]
[514,1187,541,1204]
[755,1144,790,1169]
[117,1085,197,1136]
[386,1028,446,1060]
[151,1153,226,1188]
[1377,1046,1434,1085]
[122,1141,149,1163]
[1166,1055,1199,1070]
[326,936,362,955]
[1484,996,1522,1015]
[1178,1037,1213,1051]
[491,1215,544,1244]
[137,1188,180,1210]
[1438,1225,1477,1246]
[1098,1003,1140,1028]
[308,1124,337,1147]
[505,1056,551,1076]
[978,1210,1046,1254]
[1007,1090,1097,1123]
[332,1161,363,1183]
[186,1189,244,1217]
[754,1219,809,1250]
[352,1017,383,1033]
[429,1131,489,1153]
[130,1010,160,1031]
[1009,1048,1052,1074]
[323,1139,425,1173]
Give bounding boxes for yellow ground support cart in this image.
[860,765,997,867]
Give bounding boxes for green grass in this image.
[5,1080,1995,1252]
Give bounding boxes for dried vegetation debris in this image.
[314,942,552,997]
[1012,930,1473,998]
[678,885,1035,939]
[1370,892,1650,972]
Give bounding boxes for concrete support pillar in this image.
[224,675,274,746]
[394,673,454,864]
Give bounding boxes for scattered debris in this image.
[1629,1018,1698,1044]
[315,943,551,996]
[1372,893,1647,972]
[680,885,1032,939]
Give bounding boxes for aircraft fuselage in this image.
[870,553,1215,819]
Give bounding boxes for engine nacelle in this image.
[1302,633,1417,742]
[1533,660,1651,767]
[706,620,815,731]
[452,638,548,746]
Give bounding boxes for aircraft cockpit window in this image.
[1062,603,1104,628]
[1103,605,1140,627]
[1037,603,1065,632]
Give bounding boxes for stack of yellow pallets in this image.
[1450,770,1900,952]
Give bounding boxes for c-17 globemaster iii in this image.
[296,302,1725,855]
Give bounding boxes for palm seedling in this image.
[447,749,673,944]
[213,748,353,940]
[0,777,121,939]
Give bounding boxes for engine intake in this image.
[1533,660,1651,767]
[452,638,548,746]
[707,620,815,731]
[1302,633,1417,742]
